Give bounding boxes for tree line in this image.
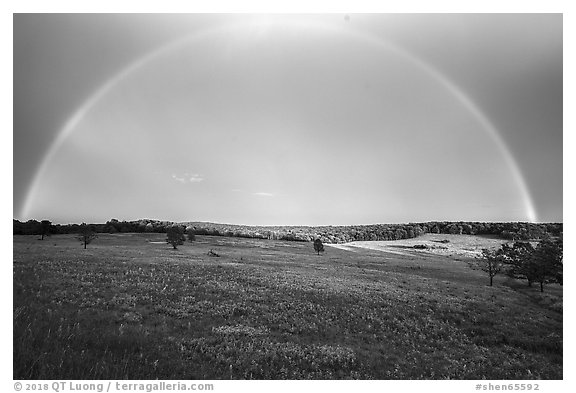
[14,219,562,244]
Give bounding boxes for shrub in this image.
[166,226,186,249]
[313,239,324,255]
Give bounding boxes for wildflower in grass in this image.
[212,324,269,337]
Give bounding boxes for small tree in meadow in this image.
[481,248,503,286]
[187,231,196,242]
[40,220,52,240]
[166,226,186,249]
[77,223,98,249]
[314,238,324,255]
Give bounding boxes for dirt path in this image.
[326,234,508,258]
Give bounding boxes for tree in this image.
[497,238,562,292]
[447,224,463,235]
[531,237,563,292]
[187,231,196,242]
[313,238,324,255]
[395,228,407,240]
[480,248,503,286]
[500,241,536,287]
[166,226,186,249]
[104,219,120,233]
[40,220,52,240]
[462,224,473,235]
[77,223,98,249]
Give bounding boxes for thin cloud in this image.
[171,173,204,184]
[188,174,204,183]
[253,192,274,197]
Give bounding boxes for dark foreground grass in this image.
[13,233,562,379]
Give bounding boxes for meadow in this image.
[13,233,562,379]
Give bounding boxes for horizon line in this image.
[13,217,563,227]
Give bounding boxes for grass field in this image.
[13,233,562,379]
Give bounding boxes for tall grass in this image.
[13,234,562,379]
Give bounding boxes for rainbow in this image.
[21,19,538,223]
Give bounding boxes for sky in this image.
[12,13,563,226]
